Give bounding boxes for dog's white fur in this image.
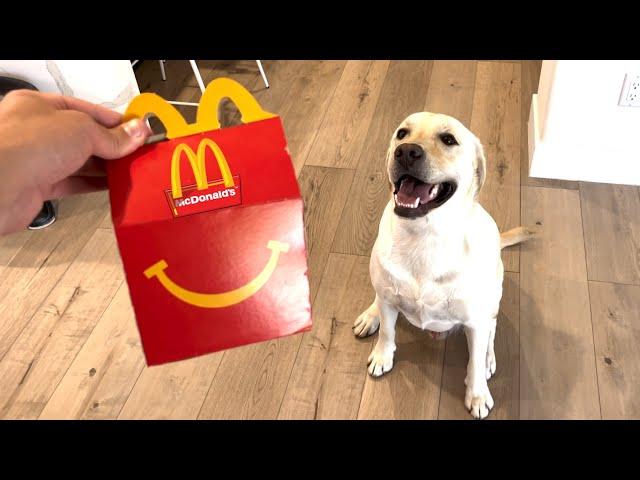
[353,112,531,419]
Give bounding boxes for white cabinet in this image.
[528,60,640,186]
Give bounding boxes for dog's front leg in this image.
[464,323,494,419]
[367,299,398,377]
[353,296,381,338]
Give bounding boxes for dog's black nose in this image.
[394,143,425,169]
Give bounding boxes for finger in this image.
[40,92,123,128]
[74,157,107,177]
[49,176,109,198]
[87,118,152,160]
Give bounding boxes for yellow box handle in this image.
[123,77,276,139]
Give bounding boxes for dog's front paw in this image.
[353,308,380,338]
[464,385,494,419]
[367,346,394,377]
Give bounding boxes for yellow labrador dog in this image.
[353,112,531,419]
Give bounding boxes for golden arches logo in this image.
[144,241,290,308]
[171,138,234,199]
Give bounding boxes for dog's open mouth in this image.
[393,175,457,218]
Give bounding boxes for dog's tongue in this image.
[397,177,434,205]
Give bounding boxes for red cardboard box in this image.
[107,78,312,366]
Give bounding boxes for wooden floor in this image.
[1,60,639,419]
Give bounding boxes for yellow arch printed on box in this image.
[171,138,234,199]
[123,77,276,140]
[143,241,290,308]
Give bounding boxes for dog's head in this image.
[387,112,486,219]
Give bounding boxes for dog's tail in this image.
[500,226,536,249]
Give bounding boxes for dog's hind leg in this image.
[485,317,497,380]
[353,297,381,338]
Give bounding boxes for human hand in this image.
[0,89,151,234]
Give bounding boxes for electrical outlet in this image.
[619,73,640,107]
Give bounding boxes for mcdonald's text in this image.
[165,175,242,218]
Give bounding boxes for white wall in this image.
[0,60,139,114]
[528,60,640,185]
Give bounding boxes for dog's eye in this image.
[397,128,409,140]
[439,133,458,146]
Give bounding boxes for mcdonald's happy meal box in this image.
[107,78,312,366]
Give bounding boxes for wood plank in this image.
[0,228,124,419]
[471,61,521,273]
[589,281,640,419]
[0,229,32,277]
[580,182,640,285]
[520,60,578,190]
[118,353,223,420]
[305,61,390,169]
[279,254,374,419]
[136,60,196,99]
[0,191,109,361]
[98,209,113,230]
[246,61,316,115]
[520,186,600,419]
[438,272,520,419]
[423,60,477,124]
[269,61,347,175]
[194,166,353,419]
[298,166,354,301]
[196,336,298,419]
[332,61,432,256]
[39,283,145,419]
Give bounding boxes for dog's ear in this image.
[473,140,487,198]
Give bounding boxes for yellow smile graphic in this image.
[143,241,289,308]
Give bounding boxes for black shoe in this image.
[28,201,57,230]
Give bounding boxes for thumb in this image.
[90,118,151,160]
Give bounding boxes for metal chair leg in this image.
[256,60,269,88]
[159,60,167,81]
[189,60,206,94]
[162,61,271,107]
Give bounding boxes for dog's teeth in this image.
[396,197,421,209]
[429,184,439,200]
